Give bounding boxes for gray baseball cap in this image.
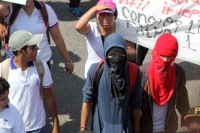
[9,30,43,51]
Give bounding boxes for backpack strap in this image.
[174,64,182,88]
[39,2,50,44]
[174,63,182,107]
[141,63,149,87]
[34,58,45,98]
[128,62,138,96]
[91,60,105,115]
[5,4,20,45]
[1,59,10,81]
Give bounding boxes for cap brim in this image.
[27,34,43,46]
[184,114,200,121]
[98,9,115,14]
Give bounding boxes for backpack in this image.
[91,60,138,115]
[1,58,45,98]
[4,1,50,48]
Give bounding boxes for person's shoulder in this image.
[43,2,55,12]
[7,103,15,109]
[6,103,18,113]
[174,63,185,70]
[88,63,99,73]
[174,63,185,75]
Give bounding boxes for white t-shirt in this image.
[5,2,58,62]
[0,103,25,133]
[152,101,169,132]
[0,57,53,131]
[84,18,137,78]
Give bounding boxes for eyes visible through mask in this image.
[106,54,126,71]
[107,53,125,59]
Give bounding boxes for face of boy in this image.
[96,12,115,29]
[21,45,38,61]
[0,91,9,111]
[187,118,200,133]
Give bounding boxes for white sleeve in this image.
[11,104,26,133]
[45,4,58,29]
[42,60,53,88]
[86,22,98,39]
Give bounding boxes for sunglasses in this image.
[189,129,200,133]
[21,45,38,52]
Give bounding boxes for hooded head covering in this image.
[103,33,127,104]
[149,33,178,106]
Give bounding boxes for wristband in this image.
[80,126,87,130]
[65,60,72,66]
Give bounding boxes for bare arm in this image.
[44,88,60,133]
[131,109,140,133]
[0,2,9,40]
[80,102,91,131]
[0,2,10,17]
[75,2,112,35]
[126,40,136,62]
[49,26,74,73]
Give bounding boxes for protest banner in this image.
[114,0,200,65]
[0,0,27,5]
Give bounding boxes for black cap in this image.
[184,106,200,121]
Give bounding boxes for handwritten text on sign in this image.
[115,0,200,65]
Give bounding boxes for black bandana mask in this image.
[106,47,126,73]
[107,56,126,73]
[106,47,127,104]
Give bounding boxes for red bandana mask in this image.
[149,33,178,106]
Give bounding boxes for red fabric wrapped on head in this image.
[149,33,178,106]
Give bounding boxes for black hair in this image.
[114,8,118,19]
[0,77,10,95]
[12,51,18,56]
[12,45,28,56]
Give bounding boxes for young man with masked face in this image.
[80,33,142,133]
[140,33,190,133]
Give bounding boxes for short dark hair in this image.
[0,77,10,95]
[12,50,18,56]
[114,8,118,19]
[12,45,28,56]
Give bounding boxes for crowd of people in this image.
[0,0,198,133]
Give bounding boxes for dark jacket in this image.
[140,63,190,133]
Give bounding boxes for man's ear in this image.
[18,49,23,54]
